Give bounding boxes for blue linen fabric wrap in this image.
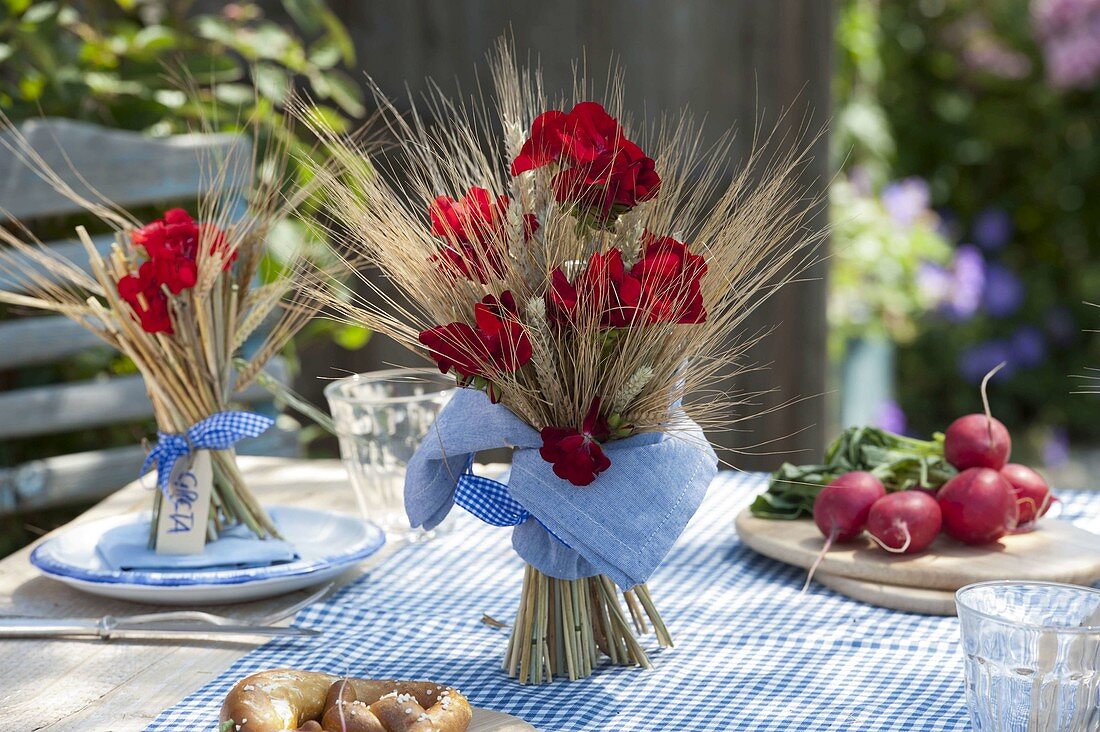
[405,388,718,589]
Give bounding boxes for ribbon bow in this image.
[142,411,273,495]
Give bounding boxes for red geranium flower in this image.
[418,322,488,379]
[511,102,624,175]
[547,235,707,328]
[558,102,626,164]
[473,292,533,372]
[552,141,661,219]
[117,261,174,334]
[147,250,198,294]
[418,292,532,384]
[546,268,579,322]
[546,249,644,328]
[510,110,568,174]
[632,232,708,324]
[131,209,233,293]
[539,398,612,486]
[429,188,539,283]
[510,102,660,225]
[430,187,505,244]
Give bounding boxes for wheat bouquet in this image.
[304,47,818,682]
[0,118,321,551]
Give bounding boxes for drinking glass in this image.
[956,580,1100,731]
[325,368,456,543]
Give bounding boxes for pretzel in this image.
[219,669,472,732]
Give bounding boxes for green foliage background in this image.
[1,0,363,127]
[835,0,1100,459]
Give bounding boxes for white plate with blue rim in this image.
[29,506,385,605]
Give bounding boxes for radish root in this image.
[1038,489,1053,517]
[980,362,1007,441]
[1015,490,1053,530]
[802,531,835,593]
[1014,497,1037,532]
[868,523,912,554]
[1018,496,1037,518]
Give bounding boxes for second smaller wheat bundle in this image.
[0,111,326,551]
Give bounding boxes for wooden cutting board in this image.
[813,572,958,615]
[471,707,536,731]
[735,508,1100,592]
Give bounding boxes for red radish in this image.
[812,472,886,541]
[866,491,943,554]
[944,363,1012,470]
[945,415,1011,470]
[1000,463,1053,525]
[937,467,1019,544]
[804,471,886,590]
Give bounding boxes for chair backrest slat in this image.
[0,316,103,369]
[0,444,147,515]
[0,357,286,440]
[0,118,249,221]
[0,232,112,294]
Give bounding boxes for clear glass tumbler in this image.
[325,368,456,543]
[956,580,1100,731]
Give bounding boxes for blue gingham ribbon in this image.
[454,460,529,527]
[142,411,273,495]
[454,460,574,549]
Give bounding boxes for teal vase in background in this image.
[840,336,896,429]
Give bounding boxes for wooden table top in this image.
[0,456,392,732]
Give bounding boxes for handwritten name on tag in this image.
[155,449,213,555]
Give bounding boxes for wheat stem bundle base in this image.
[503,564,672,684]
[208,449,279,540]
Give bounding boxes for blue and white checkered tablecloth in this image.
[147,473,1100,732]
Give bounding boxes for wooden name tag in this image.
[155,450,213,555]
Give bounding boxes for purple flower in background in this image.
[1042,426,1071,467]
[958,339,1015,382]
[947,245,987,321]
[917,262,953,303]
[918,246,987,321]
[1033,0,1100,89]
[973,207,1013,251]
[982,263,1026,317]
[875,400,908,434]
[1009,325,1047,367]
[947,13,1033,80]
[1045,306,1077,346]
[881,177,931,227]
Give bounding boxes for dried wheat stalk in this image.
[298,43,824,447]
